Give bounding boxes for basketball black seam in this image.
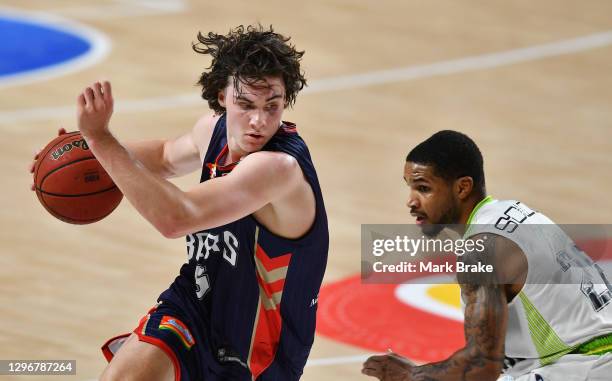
[38,191,119,223]
[35,132,80,179]
[39,156,98,190]
[41,201,117,223]
[36,184,119,198]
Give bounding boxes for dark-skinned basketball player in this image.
[362,131,612,380]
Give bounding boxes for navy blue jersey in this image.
[159,114,329,379]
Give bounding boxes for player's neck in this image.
[458,194,490,229]
[224,151,244,166]
[224,140,248,166]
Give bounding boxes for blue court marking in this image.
[0,17,90,76]
[0,8,110,88]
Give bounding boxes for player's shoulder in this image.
[241,150,300,175]
[193,113,222,135]
[191,113,222,155]
[473,199,534,224]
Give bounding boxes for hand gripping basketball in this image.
[31,128,123,224]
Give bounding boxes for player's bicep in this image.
[200,152,299,211]
[170,152,299,235]
[458,235,509,370]
[459,233,528,300]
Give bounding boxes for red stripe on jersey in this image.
[279,121,298,134]
[255,244,292,270]
[256,274,286,298]
[248,243,293,378]
[206,144,241,178]
[248,298,283,378]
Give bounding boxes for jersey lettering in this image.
[222,231,238,266]
[494,202,536,233]
[186,231,238,266]
[186,230,240,299]
[557,245,612,312]
[199,232,220,261]
[186,233,195,262]
[195,265,210,300]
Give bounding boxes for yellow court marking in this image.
[426,284,461,309]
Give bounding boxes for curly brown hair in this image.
[192,25,307,114]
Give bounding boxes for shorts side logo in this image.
[158,316,195,350]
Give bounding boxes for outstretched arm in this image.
[362,284,507,381]
[362,234,527,381]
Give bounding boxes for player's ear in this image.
[218,89,226,108]
[455,176,474,201]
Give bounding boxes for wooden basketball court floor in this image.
[1,1,611,380]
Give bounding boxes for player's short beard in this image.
[421,198,461,238]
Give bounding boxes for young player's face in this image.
[404,161,461,236]
[219,76,286,160]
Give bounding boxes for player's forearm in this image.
[86,132,191,237]
[409,348,502,381]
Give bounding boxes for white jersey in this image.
[465,198,612,377]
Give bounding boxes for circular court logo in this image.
[0,8,110,88]
[317,274,464,362]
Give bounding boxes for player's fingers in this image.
[30,182,35,191]
[102,80,113,102]
[389,353,415,366]
[78,93,86,108]
[83,87,94,108]
[92,81,103,99]
[361,366,382,379]
[30,148,41,174]
[92,82,106,110]
[364,355,385,363]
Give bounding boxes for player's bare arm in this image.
[120,113,216,179]
[362,234,527,381]
[76,80,309,238]
[77,81,216,178]
[28,110,216,189]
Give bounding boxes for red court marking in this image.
[316,274,464,362]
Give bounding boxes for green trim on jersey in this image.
[574,334,612,356]
[466,196,494,226]
[463,196,494,238]
[519,292,573,365]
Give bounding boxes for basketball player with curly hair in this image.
[70,25,328,381]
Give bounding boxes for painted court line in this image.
[44,0,187,20]
[302,30,612,93]
[1,30,611,126]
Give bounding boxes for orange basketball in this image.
[33,131,123,224]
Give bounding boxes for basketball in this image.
[33,131,123,224]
